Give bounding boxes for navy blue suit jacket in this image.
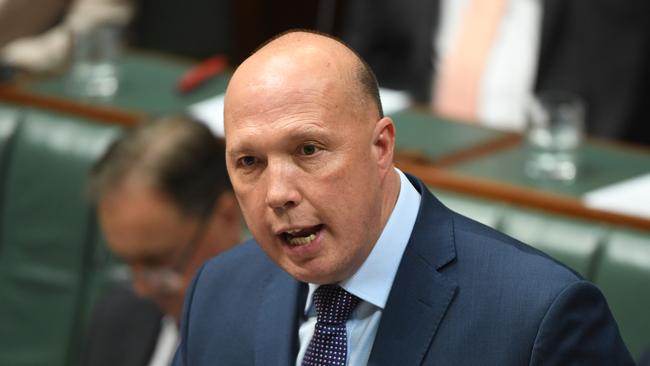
[174,175,633,365]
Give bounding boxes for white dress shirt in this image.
[147,315,179,366]
[296,169,422,365]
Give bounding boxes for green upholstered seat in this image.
[432,189,506,228]
[0,107,19,166]
[593,230,650,358]
[0,107,19,229]
[499,209,605,279]
[432,188,604,278]
[0,109,121,366]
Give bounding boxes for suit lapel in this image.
[254,269,306,366]
[368,176,458,366]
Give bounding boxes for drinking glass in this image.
[67,23,123,99]
[525,91,584,182]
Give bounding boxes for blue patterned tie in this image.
[302,285,360,366]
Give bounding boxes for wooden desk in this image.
[396,132,650,231]
[0,52,230,126]
[391,108,520,165]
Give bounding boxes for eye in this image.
[300,144,319,156]
[237,156,257,167]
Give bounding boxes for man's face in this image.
[98,183,205,318]
[225,56,391,284]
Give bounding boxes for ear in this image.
[371,116,396,175]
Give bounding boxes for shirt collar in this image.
[304,169,421,312]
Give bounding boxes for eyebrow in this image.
[285,124,328,142]
[227,124,329,157]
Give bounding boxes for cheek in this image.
[235,188,273,241]
[321,152,379,205]
[239,200,264,233]
[234,183,261,213]
[315,176,378,247]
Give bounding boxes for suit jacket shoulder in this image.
[369,175,633,365]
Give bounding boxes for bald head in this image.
[223,30,400,284]
[224,30,382,126]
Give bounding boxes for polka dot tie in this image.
[302,285,360,366]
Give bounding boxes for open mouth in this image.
[281,224,324,246]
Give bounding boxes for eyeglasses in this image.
[139,218,208,294]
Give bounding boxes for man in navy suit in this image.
[173,30,633,365]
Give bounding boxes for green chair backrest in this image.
[433,187,603,278]
[0,107,19,254]
[431,189,506,228]
[0,108,19,170]
[499,209,605,279]
[592,230,650,358]
[0,108,121,366]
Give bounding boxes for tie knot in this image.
[313,285,360,325]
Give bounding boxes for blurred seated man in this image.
[82,116,241,366]
[0,0,133,73]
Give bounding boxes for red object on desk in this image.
[176,55,228,94]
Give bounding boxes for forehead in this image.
[98,184,190,257]
[223,41,375,150]
[225,45,361,118]
[225,84,359,148]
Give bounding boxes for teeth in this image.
[287,233,316,246]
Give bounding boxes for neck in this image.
[379,168,401,231]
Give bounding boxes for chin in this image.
[153,298,181,317]
[287,264,348,285]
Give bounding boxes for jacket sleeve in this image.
[529,280,634,365]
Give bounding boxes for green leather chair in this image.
[432,189,506,228]
[433,188,604,278]
[593,229,650,358]
[0,108,19,231]
[499,209,605,279]
[0,108,121,366]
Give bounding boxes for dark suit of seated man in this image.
[82,116,241,366]
[639,347,650,366]
[173,30,633,365]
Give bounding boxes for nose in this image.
[265,160,302,212]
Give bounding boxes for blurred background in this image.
[0,0,649,365]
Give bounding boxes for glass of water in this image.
[67,23,123,99]
[525,91,584,182]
